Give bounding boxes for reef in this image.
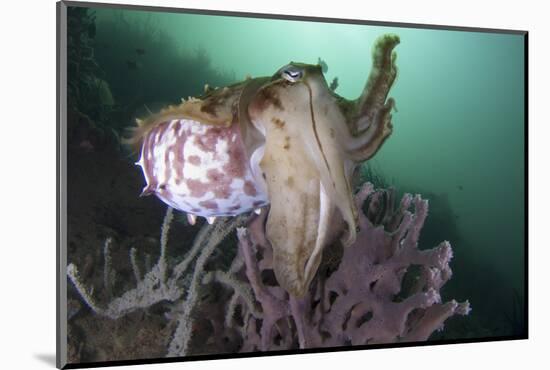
[67,182,470,360]
[66,24,471,361]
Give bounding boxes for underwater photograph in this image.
[60,2,526,367]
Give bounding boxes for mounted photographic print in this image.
[56,1,527,368]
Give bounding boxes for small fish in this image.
[126,60,139,70]
[457,185,464,191]
[317,57,328,73]
[135,48,146,55]
[88,23,96,38]
[329,77,339,91]
[79,140,94,152]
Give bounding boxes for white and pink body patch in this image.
[136,119,268,217]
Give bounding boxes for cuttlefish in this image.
[129,34,399,297]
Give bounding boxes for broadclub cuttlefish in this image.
[129,34,400,297]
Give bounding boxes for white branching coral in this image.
[67,207,248,356]
[67,208,182,320]
[167,215,248,356]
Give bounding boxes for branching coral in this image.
[68,182,470,358]
[220,182,470,350]
[68,208,181,320]
[67,208,249,356]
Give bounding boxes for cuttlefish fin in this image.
[123,80,250,151]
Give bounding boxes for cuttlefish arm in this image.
[248,34,399,296]
[340,34,399,161]
[248,74,345,296]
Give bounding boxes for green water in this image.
[77,6,525,339]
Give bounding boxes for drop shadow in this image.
[34,353,56,367]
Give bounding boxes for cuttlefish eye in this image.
[280,64,304,82]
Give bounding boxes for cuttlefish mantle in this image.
[131,34,400,297]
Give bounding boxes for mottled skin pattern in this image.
[133,34,400,297]
[137,118,268,217]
